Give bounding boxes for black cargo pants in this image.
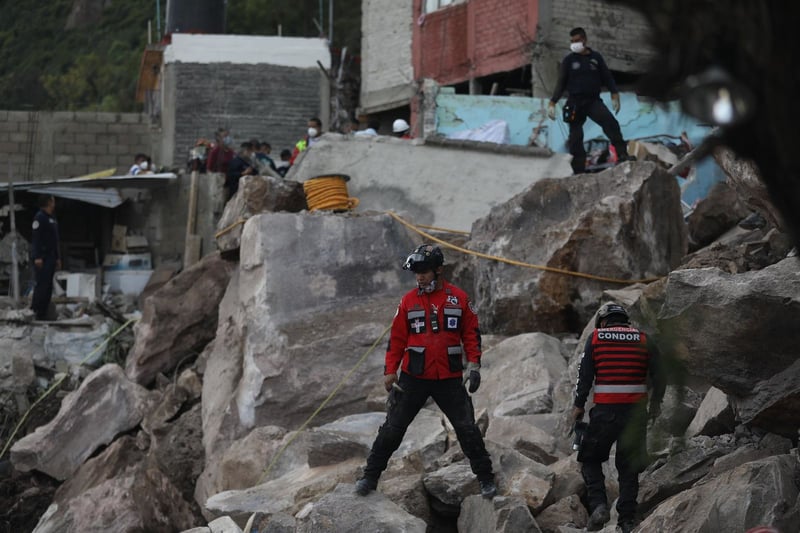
[568,97,629,174]
[362,372,494,482]
[577,402,649,522]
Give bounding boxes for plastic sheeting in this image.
[447,119,511,144]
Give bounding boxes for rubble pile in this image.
[1,161,798,533]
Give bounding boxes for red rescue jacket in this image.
[385,280,481,380]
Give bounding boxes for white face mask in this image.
[308,127,319,138]
[140,161,149,170]
[570,42,585,54]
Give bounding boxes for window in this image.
[424,0,466,13]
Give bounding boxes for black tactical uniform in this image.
[30,207,60,320]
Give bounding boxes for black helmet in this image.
[595,301,630,328]
[403,244,444,273]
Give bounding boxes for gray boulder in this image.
[203,459,362,525]
[686,180,750,250]
[453,161,686,334]
[658,257,800,396]
[638,434,740,515]
[732,357,800,438]
[199,212,417,495]
[126,252,235,385]
[295,483,427,533]
[457,495,541,533]
[215,175,306,253]
[11,364,155,480]
[43,319,110,367]
[684,386,735,438]
[475,333,568,418]
[32,436,197,533]
[535,494,588,533]
[639,454,800,533]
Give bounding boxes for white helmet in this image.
[392,118,410,134]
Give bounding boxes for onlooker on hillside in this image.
[290,117,323,164]
[276,149,292,177]
[225,141,258,200]
[253,141,278,175]
[548,27,633,174]
[128,153,152,175]
[207,128,235,174]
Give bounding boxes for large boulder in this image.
[204,459,363,525]
[31,436,197,533]
[199,212,416,462]
[732,358,800,438]
[657,257,800,396]
[10,364,155,480]
[295,483,427,533]
[686,180,750,250]
[457,495,541,533]
[684,386,735,438]
[638,434,740,515]
[126,252,235,385]
[638,454,800,533]
[453,161,687,334]
[475,333,569,418]
[215,175,306,253]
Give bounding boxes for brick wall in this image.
[164,62,325,169]
[360,0,415,113]
[413,0,537,85]
[0,111,157,181]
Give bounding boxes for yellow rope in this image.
[414,223,471,236]
[0,317,139,460]
[303,175,359,211]
[214,218,247,239]
[387,211,662,285]
[256,322,392,485]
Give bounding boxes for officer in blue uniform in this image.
[30,195,60,320]
[548,27,632,174]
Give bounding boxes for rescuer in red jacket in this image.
[572,302,665,533]
[355,244,496,499]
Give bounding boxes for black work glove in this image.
[464,362,481,393]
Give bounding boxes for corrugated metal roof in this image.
[0,173,177,208]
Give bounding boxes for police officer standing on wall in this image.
[355,244,497,499]
[548,27,632,174]
[30,195,61,321]
[572,302,665,533]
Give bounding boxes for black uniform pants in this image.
[577,402,649,522]
[362,372,493,482]
[568,98,629,174]
[31,258,56,320]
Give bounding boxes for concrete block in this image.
[86,144,108,155]
[82,123,109,134]
[95,113,119,123]
[0,142,21,152]
[74,133,96,145]
[7,111,31,122]
[119,113,144,124]
[9,132,28,143]
[53,111,76,121]
[95,154,118,167]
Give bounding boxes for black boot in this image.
[354,477,377,496]
[587,504,610,531]
[479,479,497,499]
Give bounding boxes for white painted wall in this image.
[164,34,331,69]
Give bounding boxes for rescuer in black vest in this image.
[572,302,665,533]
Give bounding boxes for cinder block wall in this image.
[163,62,327,169]
[0,111,159,181]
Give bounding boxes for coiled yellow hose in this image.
[303,174,359,211]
